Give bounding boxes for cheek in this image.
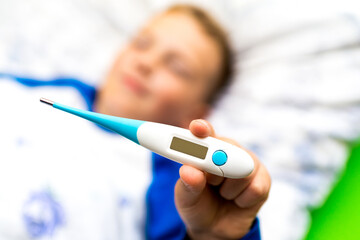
[152,73,189,107]
[148,72,201,122]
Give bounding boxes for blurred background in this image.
[0,0,359,239]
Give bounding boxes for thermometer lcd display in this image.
[170,136,208,159]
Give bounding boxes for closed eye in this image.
[166,55,193,80]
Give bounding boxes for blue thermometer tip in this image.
[40,97,145,144]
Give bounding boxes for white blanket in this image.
[0,79,151,240]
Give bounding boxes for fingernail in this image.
[194,119,208,128]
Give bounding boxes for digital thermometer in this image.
[40,98,254,178]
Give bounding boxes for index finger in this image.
[189,119,216,138]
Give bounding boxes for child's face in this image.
[96,11,221,127]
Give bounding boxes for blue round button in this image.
[212,150,227,166]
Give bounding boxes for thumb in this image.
[175,165,207,209]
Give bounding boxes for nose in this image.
[134,50,159,77]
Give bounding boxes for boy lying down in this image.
[0,5,270,240]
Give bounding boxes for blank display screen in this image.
[170,137,208,159]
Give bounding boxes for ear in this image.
[179,103,211,129]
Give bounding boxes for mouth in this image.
[121,73,148,96]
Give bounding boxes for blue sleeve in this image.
[240,217,261,240]
[183,217,261,240]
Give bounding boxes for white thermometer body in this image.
[138,122,254,178]
[40,98,254,178]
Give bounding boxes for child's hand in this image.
[175,119,271,240]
